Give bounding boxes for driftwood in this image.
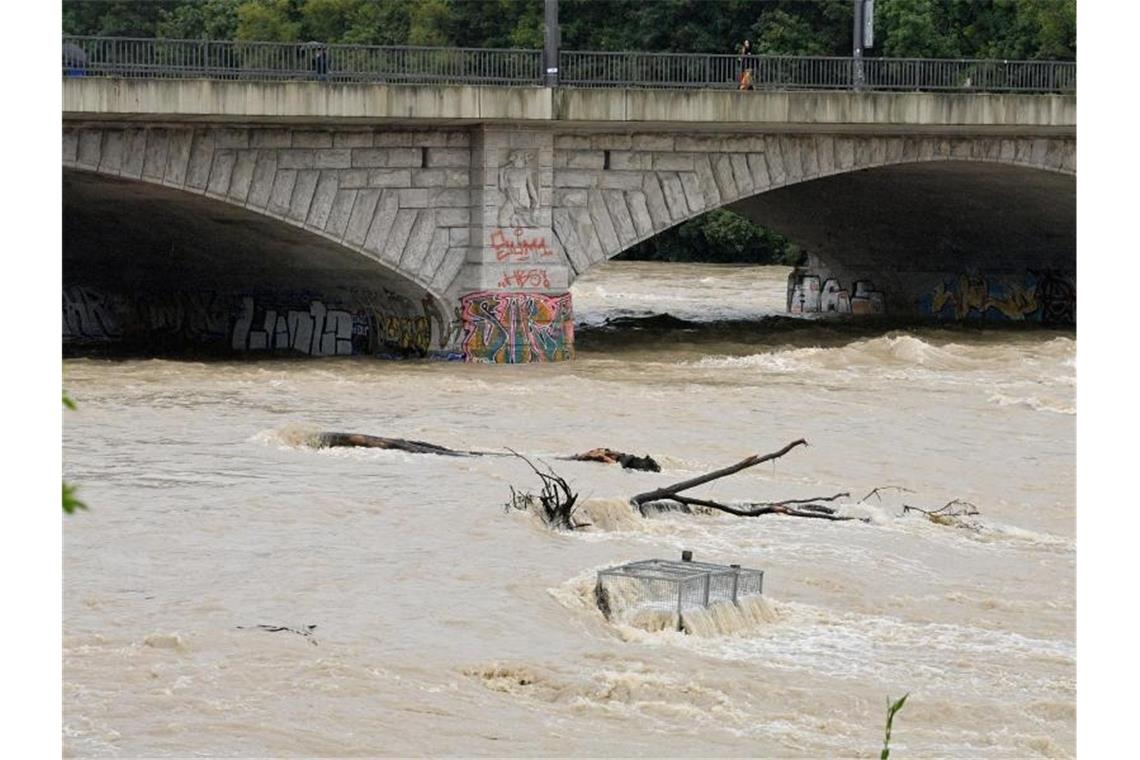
[315,432,475,457]
[565,448,661,472]
[630,439,808,506]
[236,624,319,646]
[314,432,659,470]
[903,499,982,529]
[629,439,864,522]
[504,450,585,530]
[640,492,857,521]
[858,485,916,504]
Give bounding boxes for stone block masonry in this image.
[64,117,1074,362]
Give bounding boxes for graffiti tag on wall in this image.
[789,276,885,316]
[232,296,357,355]
[497,268,553,289]
[64,286,445,357]
[919,270,1075,324]
[63,286,123,341]
[135,291,231,342]
[490,227,555,263]
[459,291,574,363]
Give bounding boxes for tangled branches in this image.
[504,449,586,531]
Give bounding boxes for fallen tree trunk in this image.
[631,439,808,506]
[627,439,865,521]
[314,432,475,457]
[313,432,659,470]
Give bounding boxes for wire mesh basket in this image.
[595,556,764,623]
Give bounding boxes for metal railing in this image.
[559,50,1075,92]
[61,36,543,85]
[62,36,1075,94]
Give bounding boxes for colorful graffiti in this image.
[789,275,885,316]
[374,313,432,355]
[459,291,574,363]
[919,270,1075,324]
[490,227,555,263]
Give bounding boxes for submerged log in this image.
[313,432,661,471]
[314,432,475,457]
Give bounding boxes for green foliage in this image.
[235,0,302,42]
[751,2,851,56]
[155,0,240,39]
[881,692,909,759]
[876,0,1075,60]
[63,393,86,515]
[62,0,1075,61]
[619,209,795,265]
[64,1,182,37]
[63,483,88,515]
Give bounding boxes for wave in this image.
[988,393,1076,415]
[249,423,322,448]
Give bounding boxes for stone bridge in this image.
[63,79,1075,360]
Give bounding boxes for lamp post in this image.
[544,0,559,87]
[853,0,874,89]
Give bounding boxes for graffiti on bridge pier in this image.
[232,296,359,356]
[460,291,574,363]
[497,268,553,289]
[63,286,447,356]
[63,286,123,341]
[490,227,556,263]
[789,275,886,315]
[919,270,1075,324]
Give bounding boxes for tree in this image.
[155,0,241,39]
[619,209,797,265]
[235,0,302,42]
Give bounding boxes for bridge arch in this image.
[62,167,458,357]
[63,123,475,300]
[549,132,1075,272]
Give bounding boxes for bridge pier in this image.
[452,127,576,362]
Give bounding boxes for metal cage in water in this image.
[595,556,764,621]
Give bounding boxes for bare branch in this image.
[645,494,864,522]
[631,439,808,506]
[858,485,916,504]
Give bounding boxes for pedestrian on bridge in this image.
[311,44,329,81]
[737,39,752,81]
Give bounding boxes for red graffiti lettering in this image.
[497,268,552,289]
[490,227,555,262]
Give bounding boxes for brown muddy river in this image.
[63,262,1074,757]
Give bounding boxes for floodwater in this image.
[63,262,1075,757]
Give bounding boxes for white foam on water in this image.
[988,392,1076,415]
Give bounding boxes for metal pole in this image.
[852,0,865,89]
[544,0,559,87]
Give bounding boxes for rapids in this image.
[63,262,1074,757]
